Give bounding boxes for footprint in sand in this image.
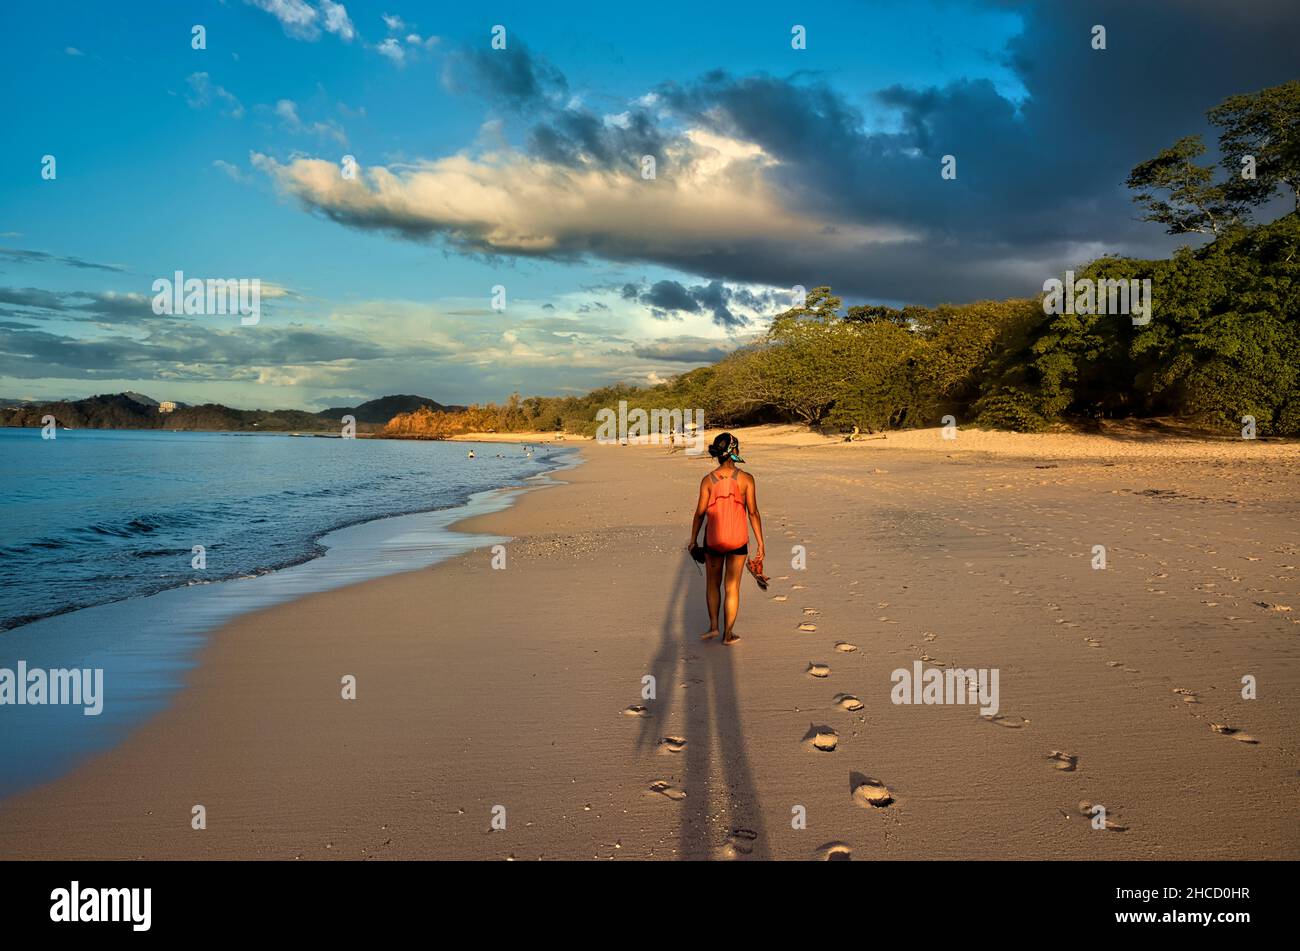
[834,642,857,652]
[724,828,759,857]
[1211,723,1260,744]
[791,584,806,590]
[657,736,687,754]
[1077,800,1128,832]
[803,724,839,752]
[1172,688,1199,704]
[1047,750,1079,771]
[850,773,895,808]
[983,714,1029,728]
[803,608,821,617]
[622,705,650,718]
[807,663,831,678]
[815,841,853,861]
[772,595,789,602]
[1082,636,1102,648]
[798,623,818,632]
[834,693,864,711]
[647,781,686,801]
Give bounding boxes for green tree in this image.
[1126,136,1244,236]
[1209,80,1300,214]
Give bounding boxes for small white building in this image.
[158,401,177,413]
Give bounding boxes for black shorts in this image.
[707,543,748,557]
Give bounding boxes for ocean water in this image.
[0,428,557,630]
[0,428,576,797]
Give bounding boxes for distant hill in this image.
[0,392,469,433]
[319,394,465,424]
[0,393,338,433]
[1,393,169,430]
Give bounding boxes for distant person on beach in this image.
[687,433,765,645]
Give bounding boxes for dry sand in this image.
[2,425,1298,860]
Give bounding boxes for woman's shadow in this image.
[636,556,770,859]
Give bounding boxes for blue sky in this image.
[1,0,1296,409]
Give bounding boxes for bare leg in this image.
[701,552,723,639]
[722,553,746,644]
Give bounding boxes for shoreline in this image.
[1,430,1297,859]
[0,444,581,801]
[0,442,576,635]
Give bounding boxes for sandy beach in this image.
[2,425,1298,860]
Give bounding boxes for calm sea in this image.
[0,428,557,630]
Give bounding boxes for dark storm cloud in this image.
[274,1,1300,305]
[527,106,671,173]
[626,279,751,329]
[627,0,1300,300]
[444,38,672,174]
[642,280,699,313]
[441,41,568,110]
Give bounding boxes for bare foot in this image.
[700,629,720,641]
[723,631,740,645]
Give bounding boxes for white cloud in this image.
[65,47,84,56]
[245,0,318,39]
[374,37,405,65]
[245,0,354,43]
[272,99,348,145]
[186,72,244,119]
[373,13,436,64]
[319,0,355,41]
[252,132,913,270]
[212,159,250,182]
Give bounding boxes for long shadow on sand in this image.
[637,556,770,859]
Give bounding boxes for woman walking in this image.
[687,433,765,645]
